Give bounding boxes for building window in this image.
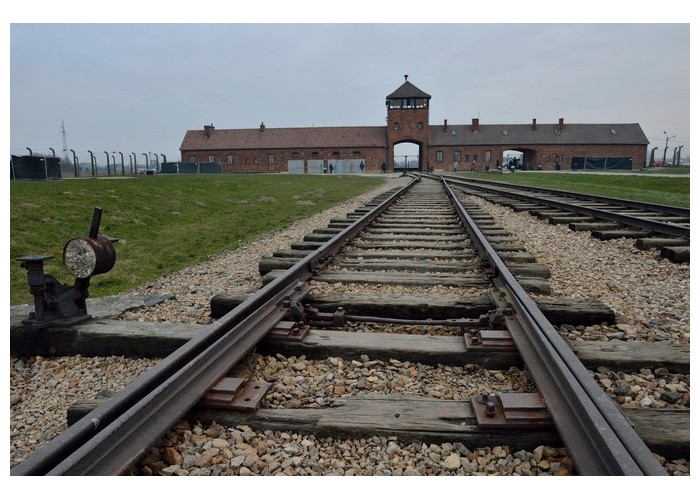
[189,155,196,162]
[472,154,478,161]
[227,154,234,165]
[454,151,461,162]
[436,151,444,163]
[268,154,275,165]
[417,122,423,130]
[394,122,400,130]
[312,152,319,158]
[245,158,251,165]
[293,152,299,158]
[353,151,360,157]
[208,155,215,163]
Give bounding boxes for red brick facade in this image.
[180,80,648,173]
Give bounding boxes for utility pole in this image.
[61,119,71,174]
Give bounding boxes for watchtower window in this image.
[394,122,400,130]
[417,122,423,130]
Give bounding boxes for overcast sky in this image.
[6,5,693,167]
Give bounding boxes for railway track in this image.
[10,175,688,475]
[435,173,690,263]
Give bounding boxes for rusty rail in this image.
[443,178,666,475]
[437,174,689,240]
[11,177,418,475]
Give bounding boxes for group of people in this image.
[322,161,389,174]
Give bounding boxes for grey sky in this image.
[9,21,691,165]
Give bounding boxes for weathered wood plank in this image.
[591,230,652,241]
[210,292,614,326]
[67,395,689,458]
[660,246,689,263]
[363,228,465,238]
[359,233,467,242]
[568,222,622,232]
[333,259,479,273]
[310,270,491,287]
[634,238,689,250]
[533,297,615,326]
[351,241,470,251]
[11,319,687,374]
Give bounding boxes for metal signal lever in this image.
[17,207,117,329]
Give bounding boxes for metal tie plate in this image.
[471,392,552,429]
[465,329,517,351]
[198,377,271,412]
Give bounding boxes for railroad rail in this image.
[434,174,689,262]
[11,175,670,475]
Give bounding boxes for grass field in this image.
[9,174,386,305]
[452,170,690,208]
[9,170,690,305]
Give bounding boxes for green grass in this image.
[452,171,689,208]
[9,174,386,305]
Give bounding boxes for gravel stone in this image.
[9,176,689,476]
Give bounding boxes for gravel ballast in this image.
[9,176,689,476]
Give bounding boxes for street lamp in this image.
[662,131,676,166]
[104,151,111,176]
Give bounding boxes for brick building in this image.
[179,78,648,173]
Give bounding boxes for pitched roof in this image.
[181,122,648,152]
[386,80,432,100]
[181,126,387,151]
[430,123,648,146]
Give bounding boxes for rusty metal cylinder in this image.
[63,236,116,278]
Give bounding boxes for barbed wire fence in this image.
[10,147,171,177]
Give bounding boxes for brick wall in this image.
[426,144,647,171]
[183,147,388,173]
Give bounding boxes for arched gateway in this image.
[179,79,649,173]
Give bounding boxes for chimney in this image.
[259,122,266,132]
[471,118,479,132]
[558,118,564,130]
[204,123,214,138]
[443,119,448,132]
[532,118,537,131]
